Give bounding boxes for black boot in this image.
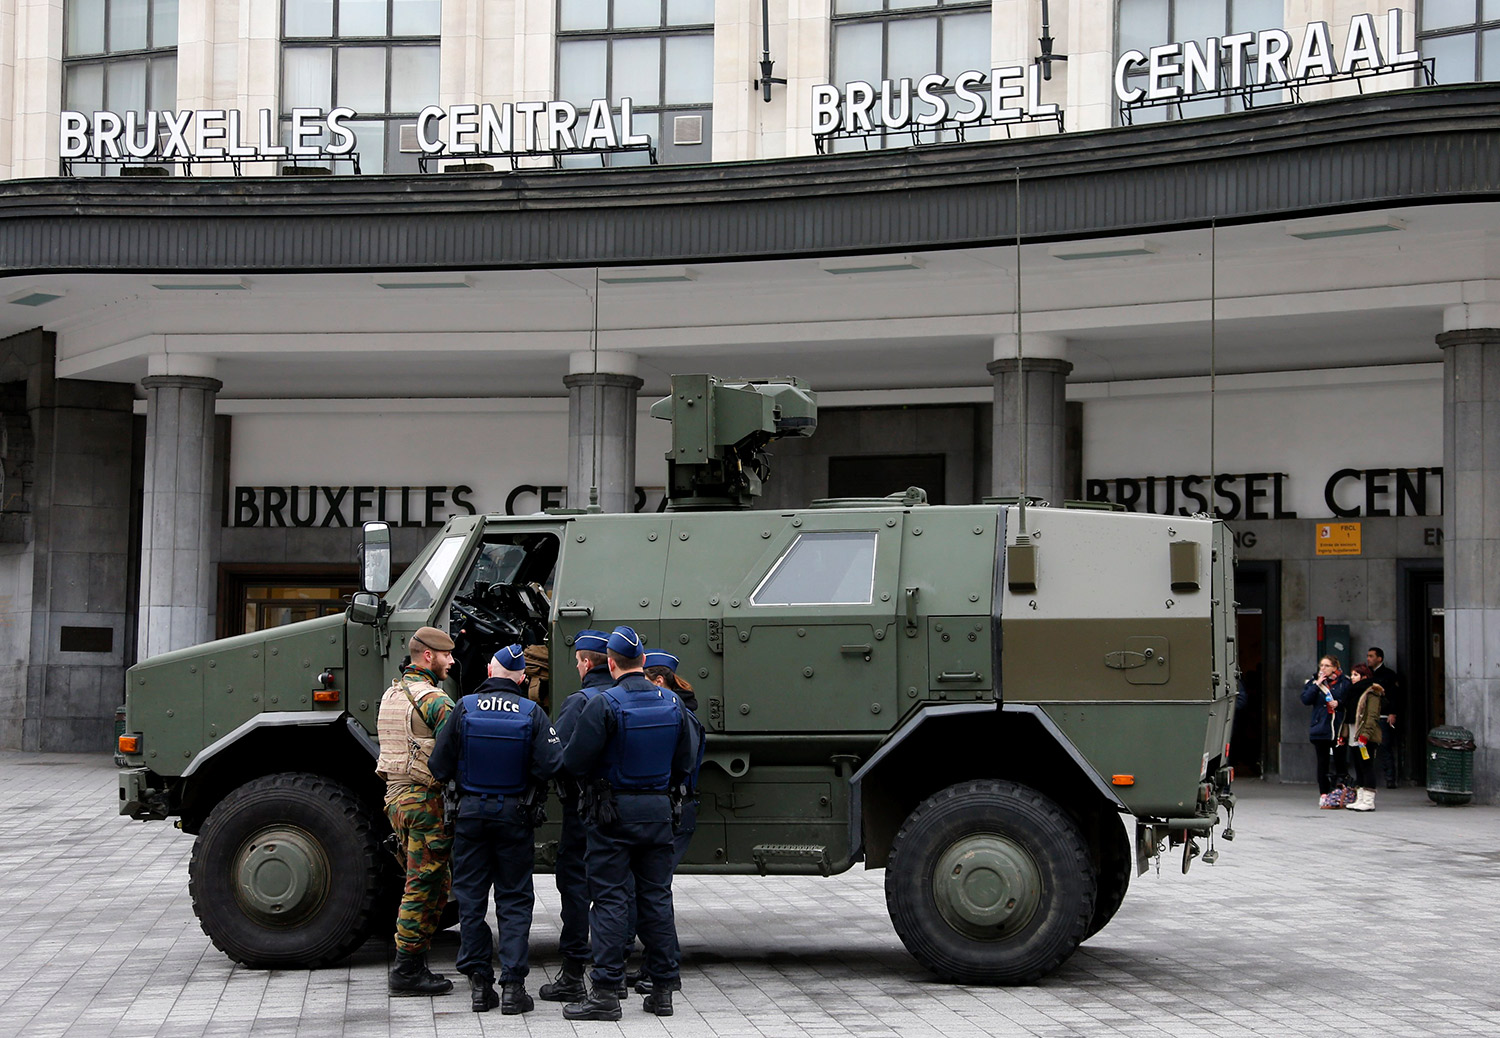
[642,984,674,1017]
[501,980,535,1015]
[389,950,454,996]
[469,974,499,1013]
[562,987,623,1022]
[539,960,587,1002]
[635,976,653,995]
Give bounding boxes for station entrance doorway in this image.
[1231,561,1280,778]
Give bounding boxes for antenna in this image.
[1209,218,1217,518]
[1015,168,1028,535]
[590,267,601,510]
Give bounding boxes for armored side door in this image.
[721,510,901,731]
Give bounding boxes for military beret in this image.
[644,650,679,672]
[492,644,526,672]
[412,626,455,652]
[573,629,609,653]
[608,625,644,658]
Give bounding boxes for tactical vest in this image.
[602,688,681,791]
[375,677,441,787]
[457,691,536,796]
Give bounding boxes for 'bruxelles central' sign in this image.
[59,100,655,162]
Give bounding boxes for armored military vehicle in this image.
[118,373,1237,985]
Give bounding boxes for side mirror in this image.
[348,591,383,626]
[360,521,391,594]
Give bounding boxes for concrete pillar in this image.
[989,334,1072,506]
[138,359,221,659]
[1437,313,1500,801]
[565,352,643,513]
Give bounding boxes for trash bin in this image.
[1426,725,1476,805]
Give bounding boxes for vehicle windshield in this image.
[395,535,467,612]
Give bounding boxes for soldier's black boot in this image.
[641,985,674,1017]
[469,974,499,1013]
[389,950,454,996]
[562,986,623,1022]
[500,980,535,1015]
[539,960,587,1002]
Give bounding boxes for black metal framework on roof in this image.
[2,85,1499,277]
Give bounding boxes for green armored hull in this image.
[119,375,1237,984]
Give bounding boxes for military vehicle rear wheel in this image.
[189,772,385,968]
[1085,816,1131,939]
[885,779,1095,985]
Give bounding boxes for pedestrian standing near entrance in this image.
[1302,656,1351,808]
[539,629,613,1004]
[1345,680,1387,812]
[561,626,700,1021]
[1366,647,1403,788]
[429,644,562,1014]
[376,626,458,996]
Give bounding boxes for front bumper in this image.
[119,767,170,820]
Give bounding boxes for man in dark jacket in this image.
[1366,647,1404,788]
[1301,655,1352,807]
[430,644,562,1014]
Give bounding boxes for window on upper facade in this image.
[1418,0,1500,82]
[281,0,441,174]
[1114,0,1282,124]
[63,0,179,157]
[555,0,715,166]
[829,0,991,151]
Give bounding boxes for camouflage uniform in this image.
[381,666,455,954]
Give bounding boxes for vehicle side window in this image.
[750,531,877,606]
[396,535,467,612]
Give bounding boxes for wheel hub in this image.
[932,833,1042,940]
[233,826,329,928]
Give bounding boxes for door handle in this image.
[559,606,593,618]
[937,671,982,682]
[841,644,872,660]
[904,587,920,631]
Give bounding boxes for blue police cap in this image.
[573,630,608,653]
[607,625,644,658]
[492,644,526,672]
[644,650,679,672]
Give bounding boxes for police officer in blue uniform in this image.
[539,629,612,1003]
[561,626,699,1021]
[625,649,706,996]
[430,644,562,1015]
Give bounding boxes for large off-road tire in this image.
[1085,815,1131,939]
[189,772,385,968]
[885,779,1095,985]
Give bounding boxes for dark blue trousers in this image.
[451,800,536,983]
[554,803,591,964]
[623,798,698,957]
[585,794,679,988]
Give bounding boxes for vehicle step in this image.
[751,844,831,876]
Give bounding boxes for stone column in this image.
[565,352,643,513]
[138,364,221,659]
[989,335,1072,506]
[1437,319,1500,801]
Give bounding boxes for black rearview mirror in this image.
[360,521,391,594]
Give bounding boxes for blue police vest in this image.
[457,690,536,796]
[602,687,681,791]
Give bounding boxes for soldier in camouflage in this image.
[376,626,458,996]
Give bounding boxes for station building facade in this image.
[1,0,1498,799]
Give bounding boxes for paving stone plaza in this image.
[4,752,1498,1038]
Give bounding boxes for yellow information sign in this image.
[1316,522,1361,556]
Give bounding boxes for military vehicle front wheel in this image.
[885,779,1095,985]
[189,773,385,968]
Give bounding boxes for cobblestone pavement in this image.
[4,752,1498,1037]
